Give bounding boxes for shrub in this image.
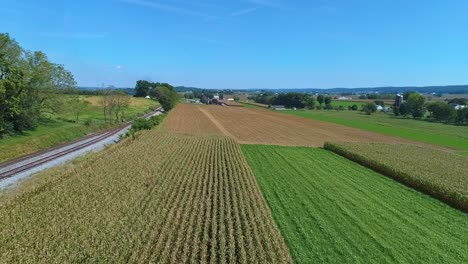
[131,114,165,132]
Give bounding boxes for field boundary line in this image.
[198,107,236,139]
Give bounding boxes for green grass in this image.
[0,96,158,163]
[282,110,468,150]
[242,144,468,263]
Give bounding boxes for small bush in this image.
[129,114,165,135]
[84,119,93,127]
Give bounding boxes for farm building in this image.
[395,94,404,107]
[453,104,467,110]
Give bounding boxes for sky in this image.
[2,0,468,89]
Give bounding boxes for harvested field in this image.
[325,142,468,212]
[169,104,434,147]
[0,131,291,262]
[242,144,468,263]
[166,104,222,135]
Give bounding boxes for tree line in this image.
[134,80,178,111]
[248,90,468,125]
[0,33,78,137]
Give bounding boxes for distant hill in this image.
[175,85,468,94]
[254,85,468,94]
[82,85,468,95]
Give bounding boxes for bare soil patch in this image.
[166,104,223,135]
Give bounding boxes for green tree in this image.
[0,33,28,135]
[363,102,377,115]
[399,102,409,116]
[324,96,332,105]
[351,104,358,111]
[403,91,415,100]
[0,33,76,136]
[426,102,456,123]
[152,85,178,111]
[67,96,90,121]
[406,93,426,119]
[455,108,468,124]
[317,95,324,106]
[304,96,316,110]
[134,80,152,97]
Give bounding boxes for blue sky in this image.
[2,0,468,89]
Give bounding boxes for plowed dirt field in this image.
[167,104,430,147]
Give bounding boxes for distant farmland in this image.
[284,110,468,151]
[2,103,466,263]
[242,144,468,263]
[167,104,429,147]
[0,131,291,262]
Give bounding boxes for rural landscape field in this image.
[3,1,468,263]
[2,101,467,263]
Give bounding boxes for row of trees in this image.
[426,102,468,124]
[99,90,131,122]
[134,80,178,111]
[0,33,77,137]
[392,93,468,124]
[249,93,322,109]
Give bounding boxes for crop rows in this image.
[324,142,468,212]
[0,131,291,262]
[241,144,468,263]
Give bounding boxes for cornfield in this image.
[324,142,468,212]
[0,131,291,263]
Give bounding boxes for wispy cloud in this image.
[39,32,107,39]
[120,0,212,19]
[231,7,259,17]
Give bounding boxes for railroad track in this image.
[0,123,130,180]
[0,108,163,181]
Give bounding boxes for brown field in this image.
[167,104,439,147]
[165,104,222,135]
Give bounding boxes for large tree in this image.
[134,80,153,97]
[151,84,178,111]
[317,95,324,106]
[426,102,456,123]
[0,33,28,134]
[406,93,426,119]
[0,33,76,137]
